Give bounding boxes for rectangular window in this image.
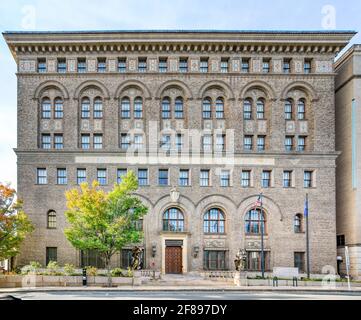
[247,251,270,271]
[120,133,131,150]
[298,136,306,152]
[158,169,169,186]
[285,136,294,151]
[46,247,57,265]
[200,170,210,187]
[239,170,250,188]
[161,135,171,151]
[159,58,168,73]
[262,170,271,188]
[241,58,250,73]
[121,99,131,119]
[304,171,313,188]
[93,100,103,118]
[138,58,147,73]
[42,100,51,119]
[220,170,230,187]
[57,58,66,73]
[220,58,229,73]
[203,134,212,152]
[138,169,148,186]
[283,59,291,73]
[203,251,226,270]
[57,168,67,185]
[337,235,346,247]
[37,168,47,184]
[179,58,188,73]
[263,59,270,73]
[257,136,266,151]
[54,100,63,119]
[283,171,292,188]
[97,58,106,73]
[134,134,144,150]
[77,58,87,73]
[176,134,183,151]
[304,59,312,74]
[54,134,63,150]
[41,134,52,149]
[215,134,226,152]
[244,135,253,151]
[93,134,103,149]
[294,252,305,272]
[37,58,47,73]
[97,169,107,186]
[118,58,127,73]
[80,250,105,269]
[77,169,87,185]
[81,134,90,149]
[179,169,190,186]
[175,99,184,119]
[117,169,127,184]
[200,58,209,73]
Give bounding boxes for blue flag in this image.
[304,197,309,217]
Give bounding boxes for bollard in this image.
[272,277,278,287]
[82,268,87,286]
[293,277,298,287]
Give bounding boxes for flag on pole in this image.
[253,194,262,209]
[304,196,309,217]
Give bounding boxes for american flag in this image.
[253,194,262,209]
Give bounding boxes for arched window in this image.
[243,99,252,120]
[162,97,171,119]
[245,208,266,235]
[134,97,143,119]
[93,97,103,119]
[285,99,293,120]
[202,98,211,119]
[54,98,63,119]
[47,210,57,229]
[121,97,131,119]
[256,99,265,120]
[41,98,51,119]
[81,98,90,119]
[204,208,225,234]
[297,99,306,120]
[175,97,184,119]
[163,208,184,232]
[215,97,224,119]
[294,214,302,233]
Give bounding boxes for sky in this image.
[0,0,360,188]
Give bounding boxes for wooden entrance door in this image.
[165,246,182,274]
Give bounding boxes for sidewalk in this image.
[1,285,361,294]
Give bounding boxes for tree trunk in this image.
[105,257,112,287]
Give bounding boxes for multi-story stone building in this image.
[3,30,355,275]
[335,44,361,279]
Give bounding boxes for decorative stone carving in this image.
[176,120,184,130]
[244,120,254,133]
[169,58,177,72]
[231,59,240,72]
[121,121,130,131]
[170,187,180,202]
[128,58,137,71]
[163,120,171,129]
[94,120,102,131]
[204,120,213,130]
[294,60,303,73]
[108,59,116,72]
[217,120,226,130]
[149,58,157,72]
[87,59,96,72]
[47,59,56,73]
[41,121,50,130]
[211,59,219,72]
[257,120,267,134]
[246,241,261,249]
[54,121,62,131]
[204,239,226,248]
[81,120,90,131]
[134,120,143,130]
[252,59,261,73]
[286,121,296,134]
[190,59,199,72]
[68,59,76,72]
[273,59,282,73]
[299,121,308,134]
[315,60,333,73]
[19,60,36,73]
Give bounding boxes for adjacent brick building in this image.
[3,30,355,275]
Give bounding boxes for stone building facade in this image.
[335,44,361,279]
[3,30,355,275]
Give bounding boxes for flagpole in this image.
[305,193,310,279]
[260,194,265,279]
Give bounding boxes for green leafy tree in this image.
[0,183,34,263]
[64,171,148,286]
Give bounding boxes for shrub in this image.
[46,261,61,275]
[85,266,97,276]
[63,264,76,276]
[111,268,124,277]
[21,261,42,275]
[126,267,134,278]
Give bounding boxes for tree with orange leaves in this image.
[0,183,33,262]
